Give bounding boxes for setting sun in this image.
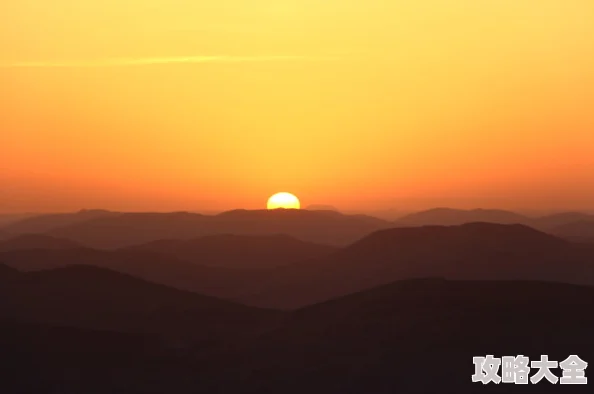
[267,192,301,210]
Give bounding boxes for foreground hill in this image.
[0,264,280,342]
[243,223,594,308]
[2,277,593,393]
[0,264,19,280]
[125,234,337,269]
[44,209,390,248]
[214,279,594,394]
[0,321,161,394]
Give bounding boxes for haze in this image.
[2,1,594,213]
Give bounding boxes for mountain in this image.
[531,212,594,230]
[125,234,337,269]
[392,208,594,233]
[0,320,162,394]
[7,223,594,309]
[0,248,266,299]
[0,234,82,252]
[0,265,280,342]
[552,220,594,241]
[3,273,593,393]
[0,264,282,393]
[46,209,390,248]
[242,223,594,308]
[361,208,409,221]
[0,264,19,281]
[213,279,594,394]
[3,209,119,234]
[0,213,38,228]
[394,208,530,227]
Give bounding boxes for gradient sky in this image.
[2,1,594,213]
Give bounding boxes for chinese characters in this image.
[472,355,587,385]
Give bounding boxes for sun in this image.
[267,192,301,210]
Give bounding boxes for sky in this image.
[2,1,594,213]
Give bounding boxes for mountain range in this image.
[0,264,279,343]
[1,263,593,393]
[2,222,594,308]
[2,209,387,248]
[3,207,594,249]
[241,222,594,308]
[2,207,594,393]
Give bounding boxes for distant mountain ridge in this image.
[392,208,594,239]
[394,207,531,226]
[0,234,82,252]
[3,222,594,308]
[43,209,390,248]
[0,233,334,299]
[2,209,119,234]
[531,211,594,229]
[305,204,339,211]
[552,220,594,239]
[0,213,38,227]
[241,222,594,308]
[4,207,594,248]
[0,247,263,299]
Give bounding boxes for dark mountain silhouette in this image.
[394,207,530,227]
[125,234,337,269]
[0,234,82,252]
[44,209,390,248]
[3,209,119,234]
[211,279,594,394]
[3,278,592,393]
[0,320,164,394]
[0,265,280,342]
[0,264,19,281]
[243,223,594,308]
[0,248,266,299]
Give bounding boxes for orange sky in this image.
[2,1,594,213]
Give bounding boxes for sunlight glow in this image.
[267,192,301,210]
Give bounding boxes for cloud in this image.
[2,54,339,68]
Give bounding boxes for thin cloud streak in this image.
[3,54,341,68]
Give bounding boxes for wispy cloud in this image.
[3,54,340,68]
